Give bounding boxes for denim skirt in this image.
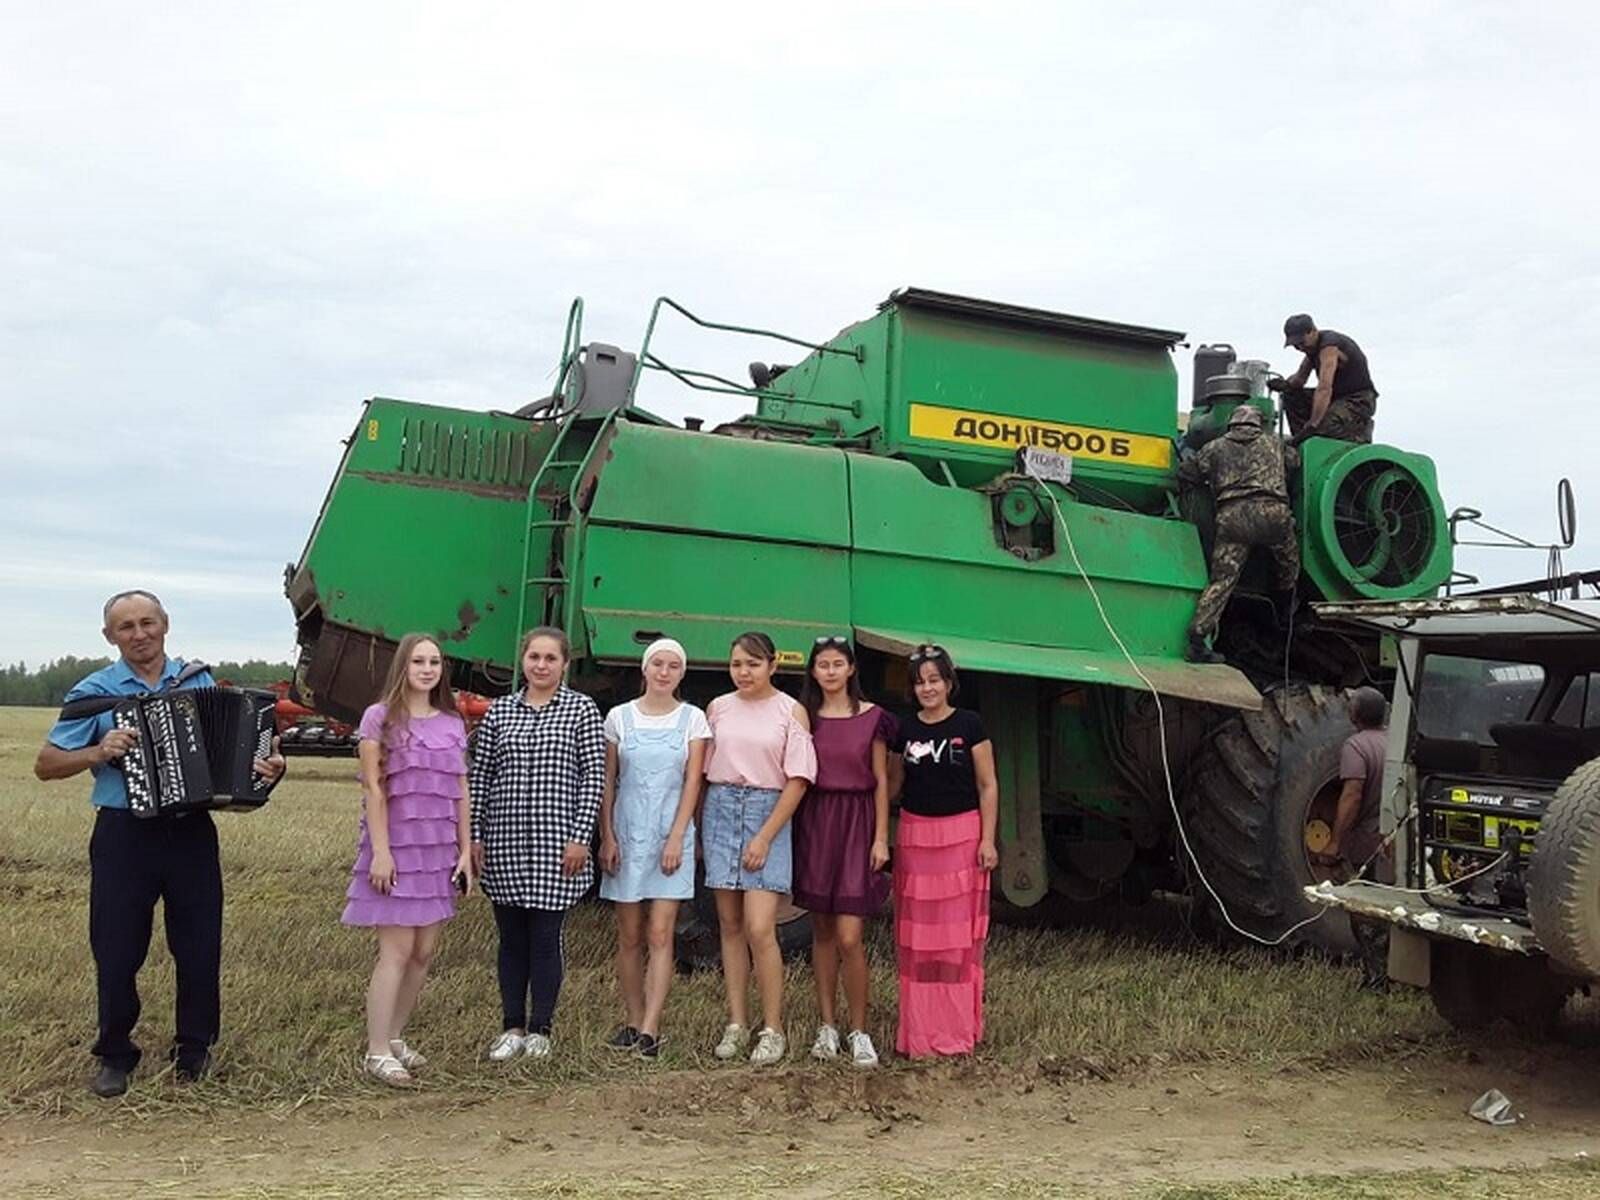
[701,783,792,892]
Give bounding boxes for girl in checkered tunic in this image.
[469,627,605,1061]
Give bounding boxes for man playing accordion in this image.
[33,590,286,1097]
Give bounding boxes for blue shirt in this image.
[48,657,217,809]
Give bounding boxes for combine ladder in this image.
[512,408,618,666]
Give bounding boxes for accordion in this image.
[98,687,280,817]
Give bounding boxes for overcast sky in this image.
[4,1,1597,667]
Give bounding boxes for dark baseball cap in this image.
[1283,313,1316,345]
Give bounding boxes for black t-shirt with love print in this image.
[893,708,988,817]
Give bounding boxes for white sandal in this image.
[389,1039,427,1070]
[363,1053,414,1087]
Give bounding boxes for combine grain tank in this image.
[285,289,1452,953]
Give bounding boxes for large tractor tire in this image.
[1183,683,1359,957]
[1527,758,1600,978]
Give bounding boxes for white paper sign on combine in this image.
[1021,446,1074,485]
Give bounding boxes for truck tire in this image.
[675,866,814,970]
[1183,684,1359,957]
[1527,757,1600,978]
[1427,941,1495,1029]
[1428,942,1570,1033]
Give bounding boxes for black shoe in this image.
[174,1053,211,1083]
[635,1033,662,1060]
[91,1064,131,1098]
[1186,635,1226,665]
[606,1025,641,1051]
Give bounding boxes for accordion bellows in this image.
[343,711,467,928]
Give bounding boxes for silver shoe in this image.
[749,1027,787,1066]
[389,1038,427,1070]
[846,1029,880,1068]
[810,1024,840,1060]
[713,1023,749,1061]
[363,1053,413,1087]
[487,1031,526,1062]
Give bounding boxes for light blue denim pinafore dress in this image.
[599,702,697,902]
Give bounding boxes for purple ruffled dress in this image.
[341,705,467,927]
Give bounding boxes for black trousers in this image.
[88,808,223,1070]
[491,903,566,1036]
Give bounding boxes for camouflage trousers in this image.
[1189,500,1301,641]
[1282,385,1376,443]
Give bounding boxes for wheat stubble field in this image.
[3,704,1600,1198]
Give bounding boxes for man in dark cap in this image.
[1267,314,1378,444]
[1178,405,1301,663]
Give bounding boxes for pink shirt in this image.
[705,690,817,789]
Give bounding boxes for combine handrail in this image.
[639,354,861,415]
[561,297,584,362]
[627,295,864,406]
[552,296,585,407]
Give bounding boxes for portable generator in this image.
[1419,775,1554,911]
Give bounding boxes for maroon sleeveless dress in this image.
[791,706,896,915]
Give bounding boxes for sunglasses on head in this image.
[813,635,850,648]
[908,643,948,663]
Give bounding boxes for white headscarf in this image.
[640,637,687,671]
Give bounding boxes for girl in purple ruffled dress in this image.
[342,633,473,1086]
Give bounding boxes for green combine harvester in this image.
[285,289,1451,954]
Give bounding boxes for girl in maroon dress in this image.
[793,636,894,1067]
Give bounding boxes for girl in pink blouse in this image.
[702,631,817,1067]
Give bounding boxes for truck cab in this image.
[1309,593,1600,1029]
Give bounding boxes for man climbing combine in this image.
[1180,406,1300,664]
[1268,313,1377,444]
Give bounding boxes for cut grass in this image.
[0,704,1446,1117]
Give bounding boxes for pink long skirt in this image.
[894,809,990,1057]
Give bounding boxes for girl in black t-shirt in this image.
[887,645,998,1057]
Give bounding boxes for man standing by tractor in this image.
[1180,405,1300,664]
[1267,313,1378,444]
[1313,685,1391,987]
[1315,686,1390,876]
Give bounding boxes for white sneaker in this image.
[810,1023,840,1060]
[749,1027,787,1066]
[846,1029,879,1068]
[713,1023,749,1061]
[523,1033,552,1059]
[487,1031,525,1062]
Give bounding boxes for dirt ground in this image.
[6,1045,1597,1197]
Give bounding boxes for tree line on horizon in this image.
[0,658,295,707]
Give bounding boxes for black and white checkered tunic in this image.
[469,686,605,910]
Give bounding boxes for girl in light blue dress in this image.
[597,638,709,1059]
